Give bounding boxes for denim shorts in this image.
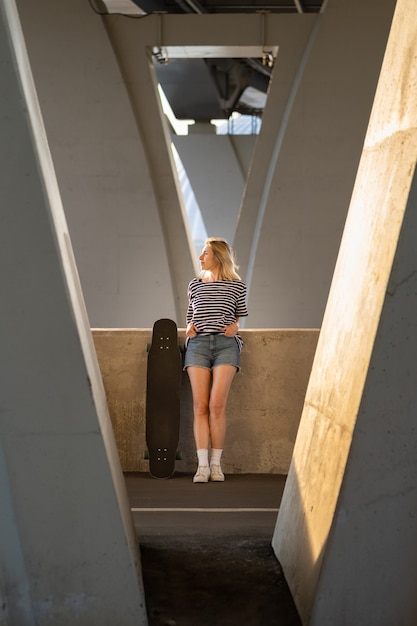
[184,334,240,372]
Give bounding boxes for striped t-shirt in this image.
[186,278,248,350]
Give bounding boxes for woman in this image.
[184,237,248,483]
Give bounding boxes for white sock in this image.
[210,449,223,467]
[197,449,209,467]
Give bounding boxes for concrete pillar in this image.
[0,1,147,624]
[102,18,197,322]
[235,0,396,327]
[273,0,417,623]
[173,130,255,245]
[16,0,184,327]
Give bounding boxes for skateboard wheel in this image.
[176,451,182,460]
[143,450,149,459]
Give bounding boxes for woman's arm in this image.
[186,322,198,338]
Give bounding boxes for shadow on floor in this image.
[140,535,301,626]
[125,473,301,626]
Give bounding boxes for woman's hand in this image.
[223,321,239,337]
[186,322,198,338]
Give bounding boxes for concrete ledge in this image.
[92,329,319,474]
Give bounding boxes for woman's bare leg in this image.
[187,366,212,450]
[209,365,237,449]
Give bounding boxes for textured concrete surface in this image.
[0,2,146,623]
[273,1,417,624]
[93,328,319,474]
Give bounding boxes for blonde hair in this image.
[205,237,241,281]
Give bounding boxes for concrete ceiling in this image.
[103,0,325,122]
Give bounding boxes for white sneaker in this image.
[210,464,225,482]
[193,465,211,483]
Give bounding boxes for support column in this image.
[233,12,320,286]
[0,2,147,623]
[103,17,197,322]
[235,0,396,327]
[16,0,182,327]
[273,0,417,623]
[174,126,254,245]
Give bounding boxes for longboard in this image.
[145,318,182,479]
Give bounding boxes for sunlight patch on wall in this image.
[171,143,207,260]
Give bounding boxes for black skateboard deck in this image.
[145,318,182,479]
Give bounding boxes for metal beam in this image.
[104,12,316,48]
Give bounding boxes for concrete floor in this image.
[125,472,301,626]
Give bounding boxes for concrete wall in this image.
[92,329,319,474]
